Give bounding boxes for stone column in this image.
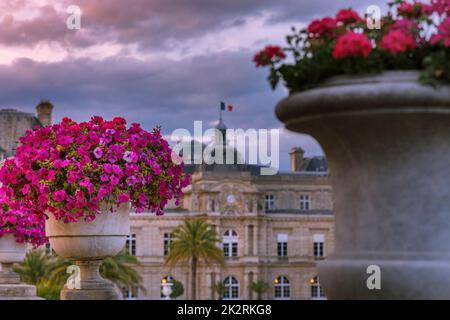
[243,272,251,300]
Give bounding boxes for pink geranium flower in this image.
[332,32,372,59]
[381,30,417,54]
[431,17,450,46]
[336,9,364,25]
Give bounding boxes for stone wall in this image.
[0,109,40,155]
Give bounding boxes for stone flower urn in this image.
[161,281,173,300]
[45,202,130,300]
[276,71,450,299]
[0,234,41,300]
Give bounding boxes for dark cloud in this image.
[0,4,96,48]
[0,0,394,169]
[0,49,278,128]
[0,0,389,50]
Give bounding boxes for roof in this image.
[0,108,41,126]
[301,156,328,172]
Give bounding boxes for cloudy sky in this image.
[0,0,387,170]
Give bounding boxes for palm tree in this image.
[213,281,226,300]
[14,250,56,284]
[15,248,144,299]
[100,250,145,293]
[250,280,270,300]
[165,219,224,300]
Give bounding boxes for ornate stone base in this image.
[319,253,450,300]
[276,71,450,299]
[61,285,120,300]
[60,260,122,300]
[0,284,44,300]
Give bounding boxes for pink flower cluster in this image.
[0,116,190,225]
[431,17,450,46]
[253,45,286,67]
[381,30,417,54]
[255,1,450,66]
[0,191,46,247]
[333,32,373,59]
[307,9,363,39]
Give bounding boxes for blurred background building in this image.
[128,119,334,300]
[0,103,334,300]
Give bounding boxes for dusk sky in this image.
[0,0,387,170]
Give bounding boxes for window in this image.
[274,276,291,299]
[122,286,139,300]
[223,276,239,299]
[299,194,310,211]
[126,234,136,256]
[223,230,238,258]
[264,194,274,211]
[164,233,173,256]
[277,234,288,258]
[311,276,325,299]
[313,234,325,258]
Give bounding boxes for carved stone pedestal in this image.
[0,234,43,300]
[60,260,121,300]
[45,202,130,300]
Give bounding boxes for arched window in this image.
[274,276,290,299]
[310,276,325,299]
[223,230,238,257]
[223,276,239,299]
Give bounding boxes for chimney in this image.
[36,100,54,126]
[289,147,304,172]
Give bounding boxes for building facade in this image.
[0,103,334,300]
[127,122,334,300]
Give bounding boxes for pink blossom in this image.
[381,30,417,54]
[118,193,130,204]
[52,190,66,202]
[54,159,70,169]
[332,32,372,59]
[93,147,103,159]
[110,175,119,186]
[430,17,450,47]
[21,185,30,195]
[57,135,73,147]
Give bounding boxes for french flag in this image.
[220,101,234,112]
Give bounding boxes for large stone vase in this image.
[45,203,130,300]
[0,234,41,299]
[276,71,450,299]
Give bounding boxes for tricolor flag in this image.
[220,101,234,112]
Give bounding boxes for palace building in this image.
[127,119,334,300]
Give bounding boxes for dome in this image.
[174,139,206,164]
[215,119,227,131]
[203,142,244,165]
